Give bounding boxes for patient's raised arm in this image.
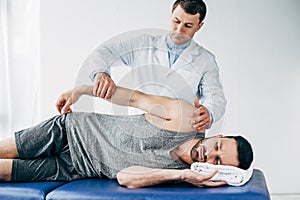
[56,85,200,133]
[56,85,176,120]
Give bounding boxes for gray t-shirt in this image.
[66,112,203,179]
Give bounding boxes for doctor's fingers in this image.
[191,110,210,124]
[191,116,210,130]
[105,83,116,99]
[93,80,109,97]
[191,105,208,117]
[93,75,115,98]
[97,81,115,99]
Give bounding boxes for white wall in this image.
[40,0,300,195]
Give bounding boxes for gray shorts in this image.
[11,114,82,182]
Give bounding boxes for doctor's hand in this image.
[56,89,81,114]
[190,98,211,131]
[181,169,227,187]
[93,72,116,99]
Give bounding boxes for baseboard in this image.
[271,194,300,200]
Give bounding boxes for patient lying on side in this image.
[0,85,253,188]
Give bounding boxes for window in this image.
[0,0,40,139]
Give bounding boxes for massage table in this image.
[0,169,270,200]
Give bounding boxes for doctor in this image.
[89,0,226,131]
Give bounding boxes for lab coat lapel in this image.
[171,40,197,70]
[153,34,169,68]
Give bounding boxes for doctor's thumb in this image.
[194,97,201,108]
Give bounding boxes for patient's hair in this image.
[224,136,254,170]
[172,0,207,23]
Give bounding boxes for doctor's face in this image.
[170,5,203,44]
[190,136,240,167]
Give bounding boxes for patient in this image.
[0,85,253,188]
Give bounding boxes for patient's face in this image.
[190,136,239,167]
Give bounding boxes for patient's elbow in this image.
[116,171,126,186]
[117,171,138,188]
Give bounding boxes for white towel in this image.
[190,162,253,186]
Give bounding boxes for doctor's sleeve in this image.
[197,57,227,124]
[88,38,138,82]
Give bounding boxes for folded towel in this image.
[190,162,253,186]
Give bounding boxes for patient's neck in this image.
[170,138,200,165]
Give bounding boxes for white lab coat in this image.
[88,33,226,123]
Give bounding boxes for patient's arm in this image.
[56,85,203,132]
[57,85,186,120]
[117,166,227,188]
[56,86,91,114]
[109,86,182,120]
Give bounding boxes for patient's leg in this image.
[0,137,18,159]
[0,159,12,181]
[12,114,68,159]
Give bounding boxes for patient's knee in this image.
[0,159,12,182]
[0,137,19,159]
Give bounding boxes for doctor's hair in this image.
[224,135,254,170]
[172,0,207,23]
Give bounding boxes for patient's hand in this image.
[181,169,227,187]
[56,89,81,114]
